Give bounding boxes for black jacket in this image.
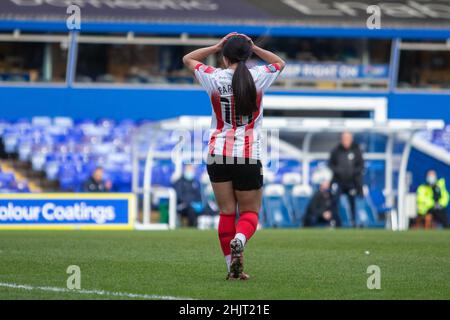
[303,190,333,226]
[173,177,202,210]
[329,143,364,189]
[83,177,109,192]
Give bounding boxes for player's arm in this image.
[182,32,238,72]
[236,33,285,69]
[182,45,220,73]
[252,44,286,71]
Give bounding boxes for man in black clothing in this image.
[303,180,340,227]
[329,132,365,227]
[83,167,112,192]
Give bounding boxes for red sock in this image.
[218,213,236,256]
[235,211,259,242]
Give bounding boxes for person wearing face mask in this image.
[303,180,340,227]
[173,164,204,227]
[416,170,449,229]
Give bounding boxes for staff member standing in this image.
[416,170,449,228]
[329,131,364,227]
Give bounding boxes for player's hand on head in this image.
[216,32,238,50]
[238,33,254,47]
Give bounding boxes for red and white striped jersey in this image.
[195,63,282,160]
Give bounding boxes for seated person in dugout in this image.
[173,164,204,227]
[415,170,449,229]
[303,180,340,228]
[83,166,112,193]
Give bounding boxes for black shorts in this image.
[206,154,263,191]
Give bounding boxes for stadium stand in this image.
[419,125,450,152]
[0,0,449,230]
[0,117,136,192]
[1,113,449,229]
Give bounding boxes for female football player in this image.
[183,33,285,280]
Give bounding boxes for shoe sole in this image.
[230,239,244,277]
[226,275,238,281]
[226,273,250,281]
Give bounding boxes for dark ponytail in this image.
[232,60,257,116]
[222,36,257,116]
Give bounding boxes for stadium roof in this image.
[1,0,450,27]
[0,0,449,37]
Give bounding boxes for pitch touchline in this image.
[0,282,193,300]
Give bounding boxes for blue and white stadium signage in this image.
[0,194,135,230]
[282,63,389,80]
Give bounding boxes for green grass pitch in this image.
[0,229,449,300]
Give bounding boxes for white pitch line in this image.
[0,282,193,300]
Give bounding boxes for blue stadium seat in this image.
[282,172,302,193]
[97,118,116,129]
[291,184,313,226]
[0,172,15,184]
[151,161,175,187]
[58,163,79,191]
[355,193,385,228]
[32,116,52,127]
[3,129,20,153]
[16,180,30,193]
[116,171,132,192]
[0,172,27,192]
[18,137,33,161]
[263,184,297,228]
[53,117,74,128]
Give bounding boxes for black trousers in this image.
[304,213,339,227]
[430,207,449,228]
[179,207,198,227]
[332,184,359,227]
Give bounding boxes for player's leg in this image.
[347,190,357,228]
[331,182,342,227]
[234,188,262,246]
[211,181,237,275]
[233,159,263,247]
[228,159,263,279]
[207,155,240,277]
[228,188,262,279]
